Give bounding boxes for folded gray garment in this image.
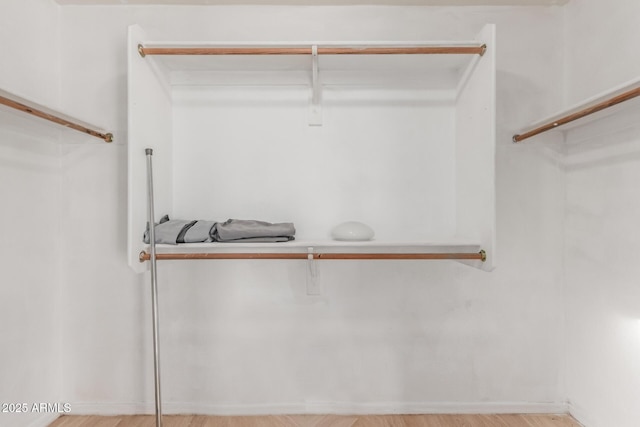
[143,216,215,245]
[218,236,292,243]
[183,220,216,243]
[213,219,295,242]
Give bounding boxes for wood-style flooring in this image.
[48,414,582,427]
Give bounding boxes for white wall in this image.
[58,4,567,415]
[0,1,62,427]
[0,0,60,106]
[563,1,640,427]
[172,86,457,240]
[563,0,640,104]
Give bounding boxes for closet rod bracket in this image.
[479,44,487,56]
[309,45,323,126]
[479,250,486,262]
[138,44,146,58]
[306,247,321,295]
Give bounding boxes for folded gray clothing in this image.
[182,220,216,243]
[218,236,293,243]
[144,216,295,244]
[213,219,295,242]
[144,216,216,245]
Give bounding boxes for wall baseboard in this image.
[67,401,569,417]
[568,402,590,427]
[26,413,60,427]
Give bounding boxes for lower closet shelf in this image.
[138,240,486,262]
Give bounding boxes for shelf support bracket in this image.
[309,45,323,126]
[306,247,321,295]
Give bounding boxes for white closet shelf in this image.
[139,239,485,262]
[513,76,640,143]
[0,88,113,143]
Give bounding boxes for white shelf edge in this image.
[0,87,112,143]
[149,239,482,255]
[519,75,640,130]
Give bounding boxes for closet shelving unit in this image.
[0,88,113,143]
[128,24,496,273]
[513,77,640,143]
[129,24,495,427]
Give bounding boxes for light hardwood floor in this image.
[48,414,582,427]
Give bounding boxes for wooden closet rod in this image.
[138,45,487,57]
[0,95,113,143]
[513,86,640,143]
[139,250,486,262]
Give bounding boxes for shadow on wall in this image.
[495,69,559,148]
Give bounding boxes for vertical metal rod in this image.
[145,148,163,427]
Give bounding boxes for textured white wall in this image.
[563,1,640,427]
[0,1,62,427]
[57,4,567,415]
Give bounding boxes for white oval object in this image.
[331,221,375,241]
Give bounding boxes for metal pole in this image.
[145,148,162,427]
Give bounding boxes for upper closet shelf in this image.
[0,88,113,143]
[513,76,640,143]
[137,40,486,89]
